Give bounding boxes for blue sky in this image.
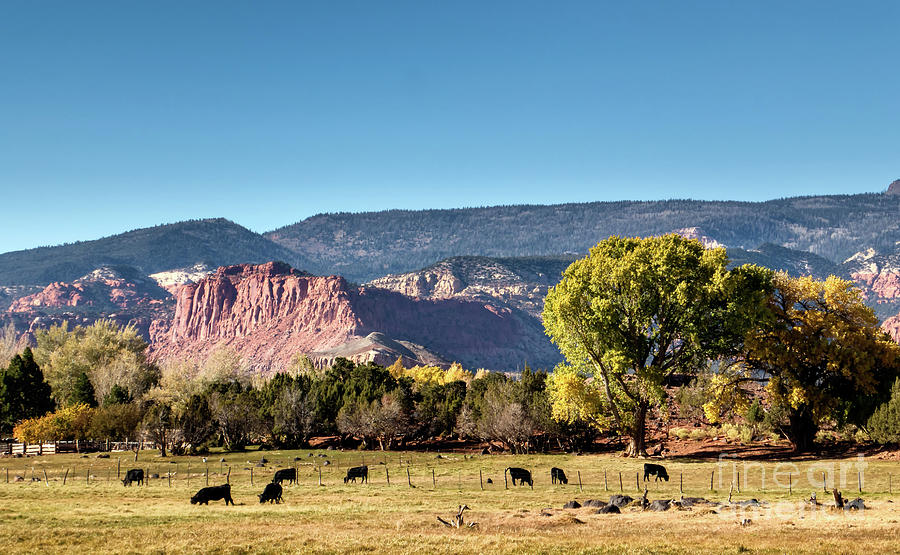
[1,1,898,254]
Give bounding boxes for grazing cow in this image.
[121,468,144,487]
[648,499,672,511]
[343,465,368,484]
[506,467,533,487]
[258,482,283,504]
[191,484,234,506]
[550,467,568,485]
[643,463,669,482]
[272,468,297,485]
[597,504,621,514]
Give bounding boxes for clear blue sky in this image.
[1,1,898,254]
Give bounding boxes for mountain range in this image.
[2,180,899,371]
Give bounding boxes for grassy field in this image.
[2,448,900,554]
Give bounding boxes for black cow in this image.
[258,482,283,504]
[551,467,568,485]
[191,484,234,505]
[506,467,533,487]
[122,468,144,487]
[272,468,297,485]
[344,465,368,484]
[643,463,669,482]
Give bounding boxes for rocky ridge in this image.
[4,266,173,338]
[149,262,560,373]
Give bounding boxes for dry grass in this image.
[1,449,900,553]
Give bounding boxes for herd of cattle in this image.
[120,462,671,506]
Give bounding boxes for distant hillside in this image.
[367,255,577,318]
[0,219,306,286]
[725,244,845,279]
[266,189,900,282]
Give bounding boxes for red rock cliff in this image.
[151,262,561,372]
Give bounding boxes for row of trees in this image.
[543,234,900,455]
[9,349,577,455]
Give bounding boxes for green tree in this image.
[867,378,900,444]
[89,402,144,441]
[34,320,159,406]
[543,235,772,456]
[415,380,467,438]
[0,347,54,433]
[71,372,98,407]
[743,273,900,451]
[103,384,132,406]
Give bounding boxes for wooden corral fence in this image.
[1,440,154,456]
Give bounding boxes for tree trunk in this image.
[788,407,817,452]
[626,401,649,457]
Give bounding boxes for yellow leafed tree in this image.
[743,272,900,451]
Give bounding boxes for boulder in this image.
[608,495,634,508]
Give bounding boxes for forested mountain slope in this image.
[0,219,306,285]
[267,189,900,282]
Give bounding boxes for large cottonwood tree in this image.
[543,234,771,456]
[743,272,900,451]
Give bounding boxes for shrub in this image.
[868,378,900,444]
[689,429,707,441]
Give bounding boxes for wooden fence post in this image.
[407,467,412,488]
[858,472,862,493]
[504,469,508,490]
[168,471,171,488]
[117,458,121,479]
[205,465,209,486]
[63,468,69,485]
[386,467,390,486]
[432,468,436,489]
[227,467,231,485]
[86,466,90,484]
[318,466,322,486]
[479,469,483,490]
[618,471,623,492]
[736,471,740,493]
[604,470,608,491]
[578,471,583,492]
[251,467,254,486]
[710,470,714,491]
[823,471,827,493]
[635,471,640,492]
[43,469,49,487]
[788,473,792,494]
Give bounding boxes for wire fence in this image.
[0,452,885,498]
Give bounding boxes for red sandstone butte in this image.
[150,262,559,373]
